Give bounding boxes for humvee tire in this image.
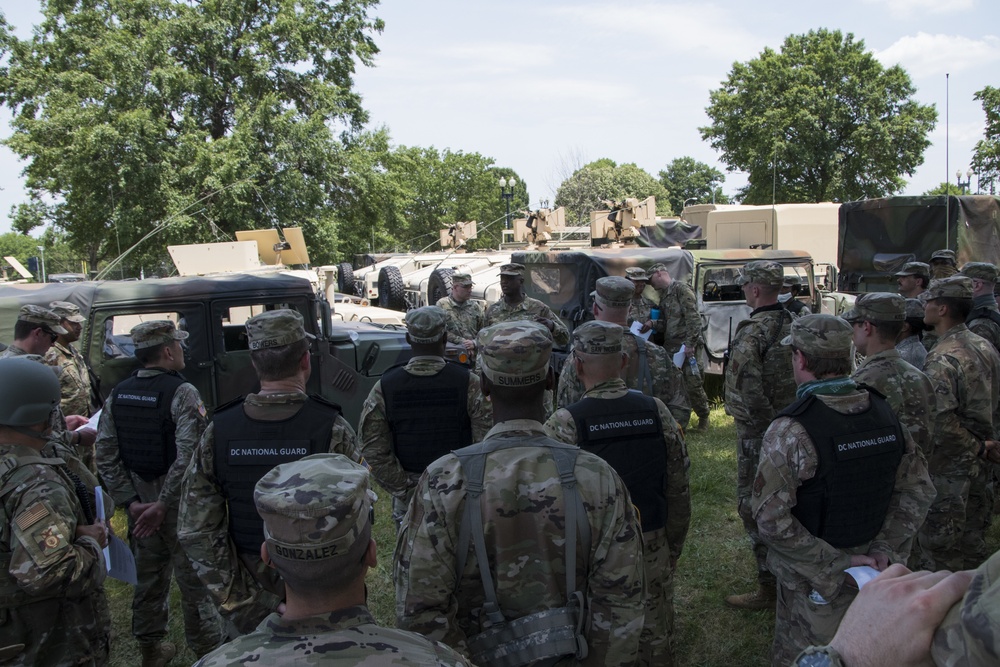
[378,265,406,311]
[337,262,355,295]
[427,267,454,305]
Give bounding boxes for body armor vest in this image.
[382,362,472,473]
[565,391,667,532]
[781,388,905,548]
[111,369,186,481]
[968,306,1000,327]
[212,396,341,554]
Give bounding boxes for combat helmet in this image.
[0,357,60,427]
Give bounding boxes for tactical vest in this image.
[780,388,905,549]
[111,369,186,481]
[565,391,666,533]
[382,362,472,473]
[758,307,796,412]
[968,306,1000,328]
[212,396,341,555]
[624,333,654,396]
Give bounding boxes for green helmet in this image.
[0,357,60,426]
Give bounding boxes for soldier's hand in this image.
[462,339,476,352]
[827,565,974,667]
[76,427,97,449]
[535,317,554,332]
[133,501,167,538]
[982,440,1000,464]
[128,501,152,522]
[869,551,890,571]
[64,415,89,430]
[76,522,108,549]
[640,321,652,333]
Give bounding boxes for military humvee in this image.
[0,272,413,428]
[513,247,820,375]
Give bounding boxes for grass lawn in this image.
[104,403,1000,666]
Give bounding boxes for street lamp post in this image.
[499,177,517,230]
[37,245,46,283]
[956,169,972,195]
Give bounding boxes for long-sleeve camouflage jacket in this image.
[95,368,208,509]
[178,392,360,632]
[394,419,644,666]
[724,304,796,437]
[653,281,703,354]
[545,378,691,562]
[752,389,934,600]
[484,295,570,346]
[358,356,491,500]
[852,348,935,457]
[43,342,92,418]
[931,547,1000,666]
[436,296,486,345]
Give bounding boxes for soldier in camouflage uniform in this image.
[644,263,711,429]
[395,321,644,666]
[0,357,111,666]
[960,262,1000,355]
[752,314,934,666]
[195,453,473,666]
[896,298,929,370]
[359,306,490,526]
[723,260,797,610]
[96,320,223,665]
[916,276,1000,572]
[625,267,655,330]
[436,271,485,356]
[846,293,935,458]
[179,309,363,635]
[557,276,690,428]
[43,301,93,419]
[779,275,811,317]
[484,263,570,346]
[930,249,959,280]
[896,262,930,299]
[546,321,690,667]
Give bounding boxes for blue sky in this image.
[1,0,998,234]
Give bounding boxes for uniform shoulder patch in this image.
[14,502,50,532]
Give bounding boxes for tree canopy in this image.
[701,29,937,204]
[1,0,384,273]
[658,157,730,212]
[972,86,1000,194]
[555,159,671,223]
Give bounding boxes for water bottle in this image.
[688,355,698,374]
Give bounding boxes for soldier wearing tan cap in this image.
[960,262,1000,355]
[396,321,644,666]
[44,301,94,419]
[546,321,690,666]
[752,314,933,666]
[897,298,930,370]
[179,309,362,635]
[916,276,1000,573]
[96,320,222,663]
[484,263,570,347]
[895,262,931,299]
[195,454,473,666]
[358,306,490,526]
[930,250,958,280]
[624,267,656,330]
[435,271,484,355]
[557,275,690,428]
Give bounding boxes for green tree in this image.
[555,160,670,224]
[0,232,40,279]
[972,86,1000,194]
[1,0,383,274]
[922,182,957,196]
[658,157,731,212]
[701,29,937,204]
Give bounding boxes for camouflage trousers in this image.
[129,507,224,654]
[913,462,995,571]
[639,528,675,667]
[735,433,775,587]
[772,583,855,667]
[683,355,710,420]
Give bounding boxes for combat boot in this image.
[696,414,710,431]
[140,641,177,667]
[724,583,776,611]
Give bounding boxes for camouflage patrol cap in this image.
[625,267,649,282]
[894,262,930,279]
[405,305,447,344]
[245,309,313,351]
[648,263,669,275]
[930,249,957,265]
[573,321,623,355]
[477,321,552,387]
[904,298,926,320]
[255,453,374,563]
[960,262,999,282]
[18,305,68,335]
[48,301,85,324]
[131,320,189,349]
[499,263,525,277]
[840,293,906,323]
[736,260,784,287]
[592,276,633,308]
[781,313,853,359]
[925,276,973,300]
[451,272,474,286]
[783,275,801,287]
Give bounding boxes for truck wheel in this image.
[378,266,406,311]
[427,268,454,305]
[337,262,355,295]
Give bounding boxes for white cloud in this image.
[875,33,1000,77]
[864,0,976,17]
